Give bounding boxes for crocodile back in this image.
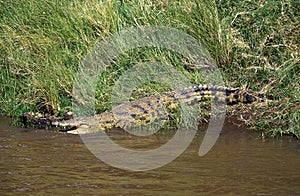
[94,84,266,131]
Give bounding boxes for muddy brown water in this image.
[0,117,299,195]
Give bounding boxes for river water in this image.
[0,117,299,195]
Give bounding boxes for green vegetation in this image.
[0,0,299,137]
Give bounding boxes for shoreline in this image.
[3,114,298,139]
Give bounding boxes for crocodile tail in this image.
[174,85,268,105]
[225,89,268,104]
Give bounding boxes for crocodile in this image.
[22,84,267,134]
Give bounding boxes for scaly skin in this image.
[58,84,266,134]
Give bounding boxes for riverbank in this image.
[0,0,299,137]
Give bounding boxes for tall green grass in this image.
[216,0,299,137]
[0,0,116,114]
[0,0,299,137]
